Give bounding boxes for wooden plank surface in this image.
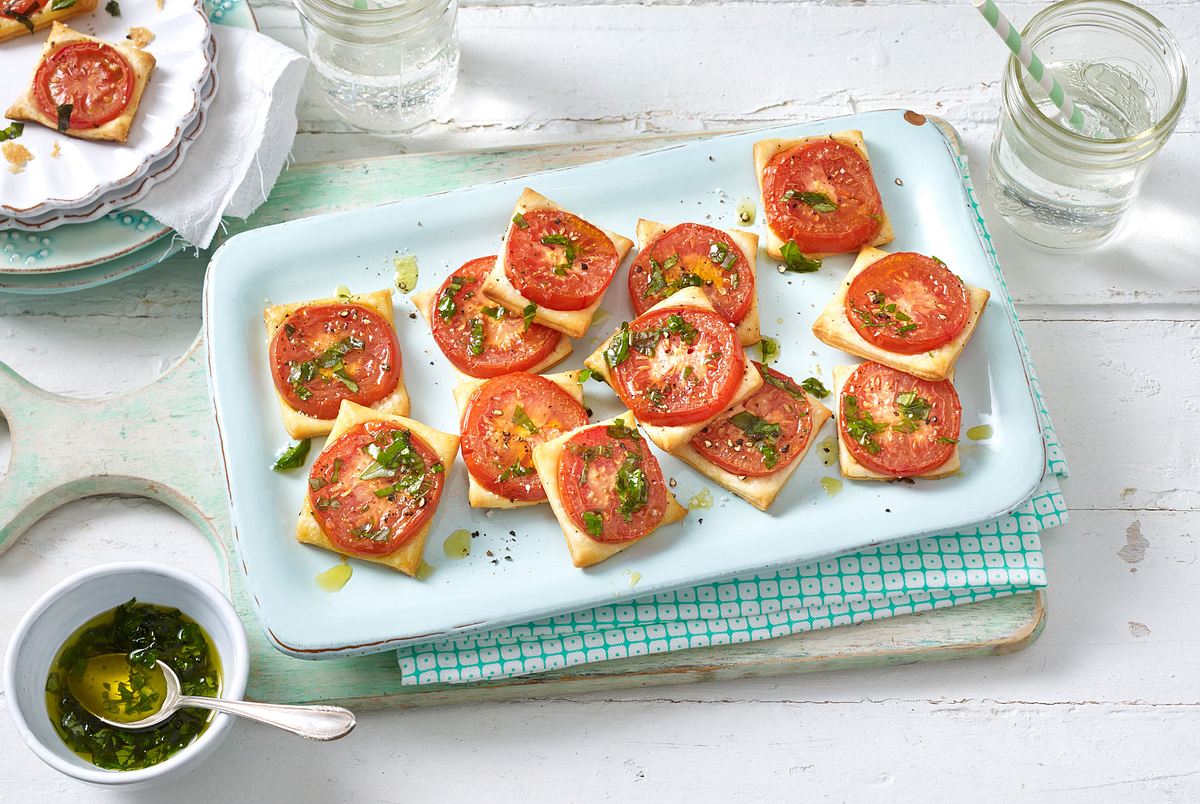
[2,0,1197,798]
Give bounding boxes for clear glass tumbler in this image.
[294,0,459,135]
[987,0,1187,250]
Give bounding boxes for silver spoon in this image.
[73,657,356,741]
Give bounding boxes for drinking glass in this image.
[987,0,1187,249]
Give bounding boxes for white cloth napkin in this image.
[138,25,308,248]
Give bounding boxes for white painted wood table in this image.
[2,0,1197,800]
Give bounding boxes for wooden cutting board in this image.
[0,121,1044,706]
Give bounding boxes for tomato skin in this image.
[762,140,884,255]
[429,257,563,378]
[556,423,669,543]
[308,421,445,557]
[505,209,620,311]
[691,363,813,477]
[845,252,972,355]
[628,223,754,325]
[34,42,134,129]
[269,303,402,421]
[2,0,46,17]
[608,306,745,428]
[839,362,961,476]
[460,372,588,502]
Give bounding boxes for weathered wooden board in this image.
[0,125,1045,706]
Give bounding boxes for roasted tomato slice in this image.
[505,209,620,311]
[762,139,884,254]
[35,42,135,129]
[839,362,961,476]
[269,302,402,420]
[628,223,754,325]
[556,420,669,543]
[460,372,588,502]
[845,252,971,355]
[691,363,814,477]
[605,306,744,427]
[429,257,563,378]
[308,421,446,556]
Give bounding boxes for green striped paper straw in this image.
[972,0,1086,131]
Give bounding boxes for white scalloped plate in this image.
[0,0,212,217]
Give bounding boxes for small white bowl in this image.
[4,562,249,789]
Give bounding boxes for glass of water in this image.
[987,0,1187,250]
[294,0,459,135]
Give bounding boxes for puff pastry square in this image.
[296,401,460,576]
[481,188,633,338]
[634,218,761,347]
[531,412,687,568]
[263,289,410,439]
[752,130,894,261]
[6,22,155,143]
[451,369,586,509]
[582,286,763,453]
[831,364,960,482]
[812,247,990,382]
[671,391,833,511]
[0,0,98,44]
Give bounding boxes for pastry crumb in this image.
[3,142,33,174]
[51,141,61,159]
[127,26,154,47]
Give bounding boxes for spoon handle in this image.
[177,696,356,741]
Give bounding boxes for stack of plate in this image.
[0,0,257,294]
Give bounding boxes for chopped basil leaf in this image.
[936,436,959,445]
[497,461,536,482]
[5,11,33,33]
[512,213,529,230]
[663,313,697,344]
[842,395,887,454]
[522,302,536,331]
[614,453,648,521]
[331,458,342,482]
[801,377,830,398]
[779,240,821,273]
[729,411,782,442]
[606,417,638,440]
[892,390,932,434]
[358,428,434,500]
[577,368,593,383]
[332,368,359,393]
[604,323,631,368]
[436,274,472,320]
[0,121,24,142]
[540,234,576,275]
[582,510,605,538]
[55,103,73,133]
[709,241,738,270]
[645,387,665,408]
[783,189,838,212]
[481,305,506,320]
[682,365,694,380]
[272,439,310,471]
[511,404,538,435]
[104,0,119,14]
[931,255,948,268]
[756,364,802,399]
[467,318,485,356]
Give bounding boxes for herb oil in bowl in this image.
[45,598,221,771]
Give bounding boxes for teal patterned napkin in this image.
[397,154,1067,686]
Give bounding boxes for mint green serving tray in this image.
[0,120,1045,706]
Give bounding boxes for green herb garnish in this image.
[892,390,932,434]
[604,323,631,368]
[801,377,829,398]
[55,103,73,133]
[4,11,33,33]
[0,121,24,141]
[512,213,529,230]
[709,241,738,270]
[779,240,821,273]
[759,336,779,364]
[436,274,472,320]
[522,302,536,331]
[272,439,311,471]
[104,0,119,13]
[783,189,838,212]
[842,395,887,454]
[467,318,485,356]
[614,453,649,521]
[577,368,593,384]
[511,404,538,435]
[497,461,536,483]
[582,510,605,538]
[606,417,638,440]
[480,305,506,320]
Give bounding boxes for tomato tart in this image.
[531,412,687,568]
[583,286,763,453]
[832,362,961,481]
[629,219,761,347]
[263,289,410,439]
[296,402,459,576]
[753,130,893,262]
[452,369,589,509]
[481,188,634,339]
[5,22,156,143]
[412,256,573,379]
[671,362,832,511]
[812,247,989,381]
[0,0,96,43]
